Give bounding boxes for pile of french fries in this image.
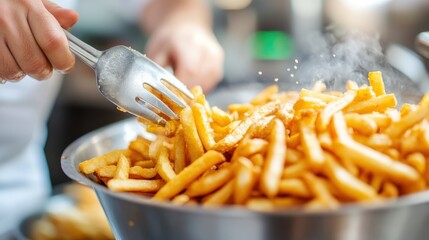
[79,71,429,210]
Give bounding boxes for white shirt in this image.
[0,0,77,235]
[0,0,151,236]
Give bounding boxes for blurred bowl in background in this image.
[14,183,113,240]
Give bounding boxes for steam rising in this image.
[291,27,421,103]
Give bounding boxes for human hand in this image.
[145,22,224,93]
[0,0,78,81]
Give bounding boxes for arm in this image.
[140,0,224,92]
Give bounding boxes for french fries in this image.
[80,72,429,210]
[259,119,286,197]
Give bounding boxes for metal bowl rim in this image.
[61,118,429,218]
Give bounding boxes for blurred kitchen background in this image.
[47,0,429,186]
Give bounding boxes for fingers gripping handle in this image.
[64,30,102,69]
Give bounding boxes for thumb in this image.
[42,0,79,29]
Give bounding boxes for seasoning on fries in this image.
[79,71,429,210]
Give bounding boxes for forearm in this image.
[140,0,212,34]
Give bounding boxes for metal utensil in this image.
[64,30,193,125]
[416,31,429,60]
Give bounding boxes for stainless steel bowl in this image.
[62,117,429,240]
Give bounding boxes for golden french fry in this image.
[333,139,419,184]
[282,162,307,179]
[154,150,226,200]
[286,133,300,148]
[358,170,371,184]
[186,164,234,197]
[275,103,294,127]
[370,175,384,193]
[285,148,304,164]
[190,85,204,99]
[318,131,333,150]
[163,120,179,137]
[316,90,356,131]
[134,160,155,168]
[192,103,216,150]
[211,120,240,134]
[95,165,116,178]
[362,112,391,129]
[213,101,280,152]
[146,125,165,135]
[192,90,212,117]
[278,178,311,198]
[380,182,398,198]
[191,86,212,117]
[405,153,426,174]
[318,177,346,200]
[148,84,186,115]
[354,87,376,102]
[324,153,378,201]
[149,137,165,162]
[113,154,130,180]
[214,132,226,143]
[249,154,264,167]
[293,96,327,112]
[400,132,426,155]
[234,157,258,204]
[299,122,325,169]
[228,103,254,113]
[260,119,286,197]
[79,149,130,174]
[419,92,429,106]
[384,102,429,138]
[173,127,186,173]
[299,89,339,103]
[246,116,275,139]
[385,108,401,122]
[211,106,232,127]
[180,107,205,162]
[107,179,165,192]
[402,178,426,195]
[251,85,279,105]
[338,155,359,177]
[129,166,157,179]
[302,173,339,208]
[231,138,268,163]
[305,198,327,210]
[128,139,150,159]
[344,113,378,136]
[368,71,386,96]
[353,134,393,150]
[400,103,418,117]
[172,194,191,205]
[127,150,145,163]
[331,112,352,141]
[424,156,429,185]
[202,180,234,206]
[344,94,397,114]
[156,146,176,182]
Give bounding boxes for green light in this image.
[250,31,294,60]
